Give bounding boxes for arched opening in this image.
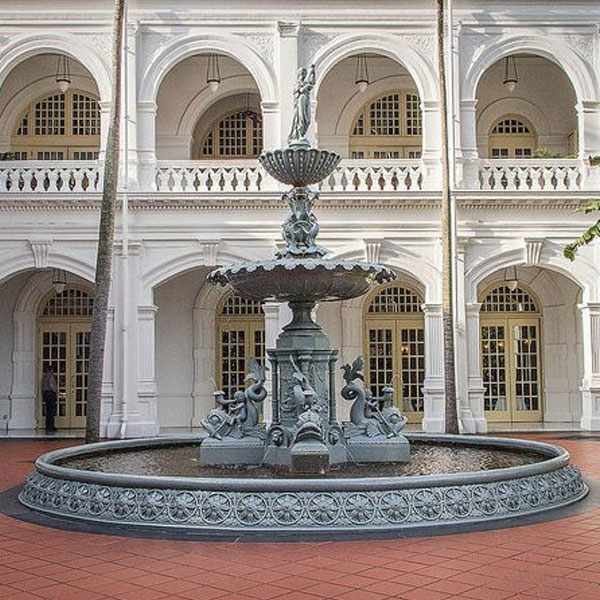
[476,266,584,427]
[156,54,262,160]
[0,53,101,159]
[316,54,423,159]
[476,54,578,159]
[489,115,537,159]
[363,282,425,423]
[36,286,93,429]
[192,93,262,159]
[217,292,265,399]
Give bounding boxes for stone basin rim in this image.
[30,434,573,493]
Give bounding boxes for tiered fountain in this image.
[18,66,587,539]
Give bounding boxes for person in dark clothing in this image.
[42,364,58,432]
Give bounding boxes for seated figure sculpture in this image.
[201,358,267,440]
[341,356,407,438]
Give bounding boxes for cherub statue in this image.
[288,64,316,147]
[201,358,268,440]
[341,356,406,438]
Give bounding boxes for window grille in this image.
[17,115,28,136]
[219,112,247,156]
[405,93,422,135]
[42,288,94,317]
[72,93,100,136]
[202,132,213,156]
[481,285,537,313]
[221,294,264,316]
[367,285,423,314]
[35,94,65,136]
[72,151,99,160]
[352,115,364,136]
[201,110,263,158]
[492,119,531,134]
[370,94,400,136]
[37,151,64,161]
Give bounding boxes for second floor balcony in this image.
[0,157,596,197]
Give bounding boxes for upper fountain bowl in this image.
[259,147,341,187]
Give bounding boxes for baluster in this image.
[480,167,491,190]
[22,169,34,192]
[72,169,84,192]
[197,168,208,191]
[155,169,167,191]
[0,169,8,192]
[567,167,580,190]
[542,168,554,191]
[555,167,566,191]
[223,168,234,191]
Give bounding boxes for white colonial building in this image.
[0,0,599,437]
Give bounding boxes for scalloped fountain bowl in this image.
[259,147,341,187]
[18,434,587,539]
[208,259,395,303]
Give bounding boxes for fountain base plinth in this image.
[290,440,330,474]
[200,436,265,466]
[345,434,411,463]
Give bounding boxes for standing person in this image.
[42,364,58,432]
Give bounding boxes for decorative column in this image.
[455,242,476,433]
[466,302,487,432]
[137,101,158,191]
[422,303,445,432]
[579,302,600,430]
[578,101,600,190]
[124,20,140,190]
[459,99,479,190]
[277,21,299,146]
[421,100,442,190]
[262,301,281,423]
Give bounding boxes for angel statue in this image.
[201,358,268,440]
[288,64,316,148]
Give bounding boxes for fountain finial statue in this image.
[288,64,316,148]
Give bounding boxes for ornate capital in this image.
[29,240,52,269]
[201,240,220,266]
[278,21,300,38]
[364,240,382,264]
[524,239,544,266]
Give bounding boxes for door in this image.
[365,319,425,423]
[38,322,91,429]
[481,317,542,422]
[217,319,265,399]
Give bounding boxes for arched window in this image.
[11,90,101,161]
[349,91,422,159]
[37,286,93,430]
[489,116,536,159]
[479,284,542,423]
[217,293,265,399]
[364,283,424,421]
[199,110,263,159]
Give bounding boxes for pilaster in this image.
[422,303,445,432]
[579,302,600,430]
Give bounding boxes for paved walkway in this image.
[1,435,600,600]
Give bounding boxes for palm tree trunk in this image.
[437,0,460,434]
[86,0,125,443]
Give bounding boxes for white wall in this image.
[0,272,32,421]
[154,269,201,427]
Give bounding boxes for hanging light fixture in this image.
[503,265,519,292]
[503,55,518,93]
[55,55,72,93]
[51,269,67,295]
[354,54,370,93]
[206,53,221,93]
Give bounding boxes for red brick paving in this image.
[1,436,600,599]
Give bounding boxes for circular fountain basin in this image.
[19,434,587,538]
[208,259,395,302]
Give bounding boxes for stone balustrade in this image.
[477,159,585,191]
[155,161,265,192]
[0,162,102,193]
[319,159,424,192]
[0,158,595,196]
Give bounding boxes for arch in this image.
[0,252,95,288]
[139,34,277,104]
[477,99,549,140]
[363,280,424,315]
[8,270,92,429]
[0,34,112,104]
[478,282,541,314]
[463,35,598,102]
[465,243,597,304]
[312,33,437,103]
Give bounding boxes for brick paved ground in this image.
[1,435,600,600]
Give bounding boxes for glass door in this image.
[38,322,91,429]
